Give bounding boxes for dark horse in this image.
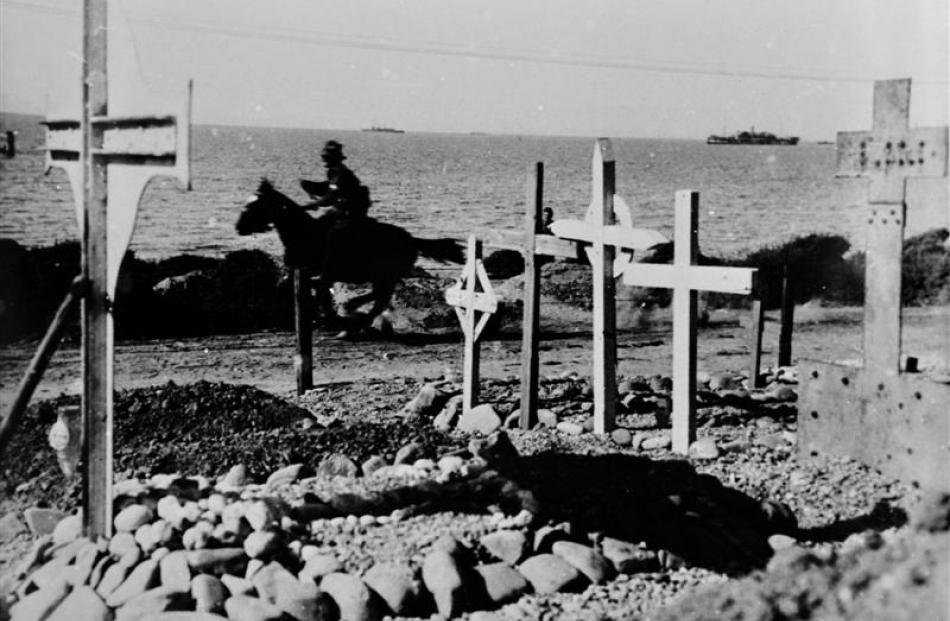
[235,178,463,336]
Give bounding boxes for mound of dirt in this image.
[0,381,463,512]
[648,493,950,621]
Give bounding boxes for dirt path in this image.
[2,305,946,411]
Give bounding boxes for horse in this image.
[235,178,463,337]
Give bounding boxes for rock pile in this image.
[4,423,800,620]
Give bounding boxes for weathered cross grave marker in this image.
[42,0,191,537]
[445,236,499,413]
[620,191,758,453]
[798,78,949,491]
[549,139,669,434]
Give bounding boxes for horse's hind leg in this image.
[312,277,342,328]
[366,280,396,336]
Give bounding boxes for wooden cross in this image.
[445,236,499,413]
[620,191,758,453]
[42,0,191,537]
[547,139,670,435]
[799,78,949,491]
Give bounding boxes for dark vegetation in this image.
[1,229,947,344]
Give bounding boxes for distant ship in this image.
[707,127,799,145]
[362,125,405,134]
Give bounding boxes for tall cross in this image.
[835,78,948,375]
[549,139,669,434]
[620,191,757,453]
[798,78,949,491]
[43,0,191,537]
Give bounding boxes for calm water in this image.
[5,112,942,265]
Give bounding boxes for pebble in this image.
[114,505,154,533]
[361,455,388,478]
[421,550,471,617]
[536,409,558,428]
[601,537,660,574]
[22,508,69,537]
[224,595,284,621]
[299,554,343,584]
[480,530,529,565]
[610,428,633,447]
[316,454,360,479]
[243,531,282,559]
[640,435,672,451]
[394,442,424,465]
[48,586,108,621]
[688,438,720,460]
[457,404,502,435]
[475,562,530,605]
[551,541,616,584]
[518,554,587,594]
[363,561,422,617]
[556,421,584,436]
[265,463,304,490]
[115,587,190,621]
[218,464,249,490]
[320,572,386,621]
[159,551,192,592]
[9,577,70,621]
[105,559,159,607]
[52,514,83,545]
[191,574,227,613]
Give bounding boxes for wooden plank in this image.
[799,360,950,492]
[82,0,112,539]
[483,229,582,259]
[549,220,669,250]
[462,236,482,413]
[520,163,543,430]
[591,139,617,435]
[445,288,498,313]
[864,203,905,378]
[671,190,699,453]
[621,264,756,294]
[293,269,313,395]
[0,277,87,452]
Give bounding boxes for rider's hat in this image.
[321,140,346,161]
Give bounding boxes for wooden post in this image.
[748,295,765,388]
[520,163,543,430]
[81,0,112,538]
[293,268,313,395]
[463,237,483,412]
[591,139,618,435]
[798,78,950,491]
[671,191,699,452]
[778,263,794,367]
[42,0,191,537]
[445,236,497,415]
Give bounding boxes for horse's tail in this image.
[413,237,465,263]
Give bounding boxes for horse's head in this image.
[235,178,281,236]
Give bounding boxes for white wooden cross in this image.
[799,78,949,491]
[42,0,191,537]
[621,191,758,454]
[548,139,669,435]
[445,236,498,413]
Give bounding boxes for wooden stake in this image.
[778,263,794,367]
[294,268,313,395]
[748,296,765,388]
[462,236,483,413]
[591,139,617,435]
[519,163,543,430]
[81,0,112,539]
[671,191,699,453]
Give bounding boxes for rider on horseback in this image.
[301,140,371,221]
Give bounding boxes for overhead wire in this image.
[5,0,943,85]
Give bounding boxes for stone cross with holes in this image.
[445,235,499,413]
[798,78,949,491]
[548,139,670,435]
[42,0,191,537]
[620,191,758,454]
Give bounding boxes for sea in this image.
[2,112,946,268]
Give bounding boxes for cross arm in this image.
[622,263,757,295]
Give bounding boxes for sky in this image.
[1,0,947,139]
